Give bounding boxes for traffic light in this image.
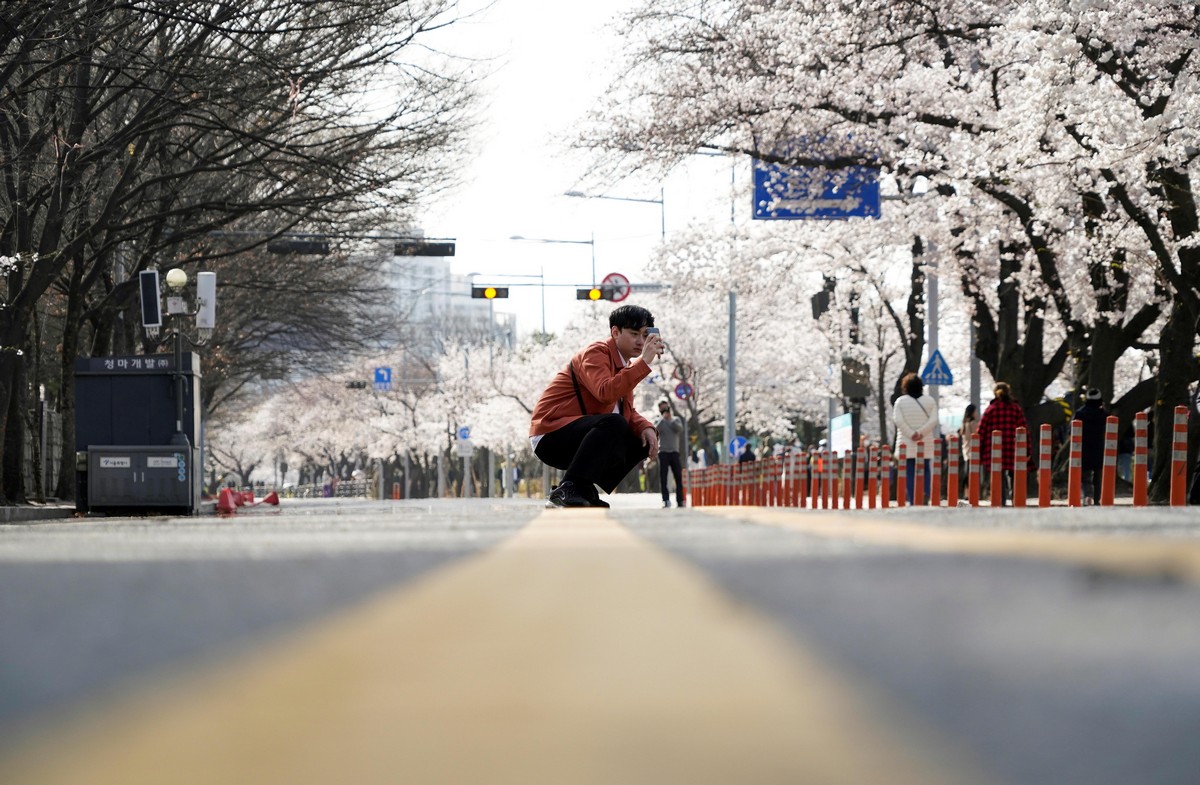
[345,381,367,389]
[395,240,455,257]
[471,286,509,299]
[576,286,615,301]
[267,238,330,255]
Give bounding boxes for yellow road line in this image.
[0,510,998,785]
[703,507,1200,581]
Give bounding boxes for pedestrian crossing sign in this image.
[920,349,953,386]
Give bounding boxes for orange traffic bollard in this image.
[990,430,1004,507]
[854,448,866,509]
[947,433,960,507]
[968,431,981,507]
[1013,427,1027,508]
[1172,405,1188,506]
[913,440,926,507]
[1038,424,1052,508]
[896,444,908,508]
[1068,419,1082,507]
[868,445,879,509]
[1132,412,1148,507]
[881,445,892,509]
[1101,415,1118,506]
[930,438,942,507]
[842,451,852,510]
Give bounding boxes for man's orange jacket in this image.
[529,337,655,439]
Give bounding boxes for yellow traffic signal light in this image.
[576,286,613,301]
[471,286,508,299]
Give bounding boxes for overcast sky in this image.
[422,0,736,336]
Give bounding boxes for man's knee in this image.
[593,413,626,433]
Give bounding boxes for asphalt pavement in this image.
[1,495,1198,785]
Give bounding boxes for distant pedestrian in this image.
[959,403,978,492]
[738,443,757,463]
[689,448,707,470]
[893,372,939,501]
[656,401,684,508]
[1074,388,1107,505]
[977,382,1028,506]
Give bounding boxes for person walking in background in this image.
[1074,387,1108,506]
[656,400,685,508]
[959,403,979,493]
[529,304,662,508]
[977,382,1028,506]
[892,372,939,501]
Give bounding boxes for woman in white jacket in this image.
[892,372,939,502]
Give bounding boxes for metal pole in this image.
[506,444,514,498]
[590,231,596,287]
[724,291,737,463]
[928,249,939,409]
[540,267,546,335]
[659,187,666,240]
[970,322,981,413]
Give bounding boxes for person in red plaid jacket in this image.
[977,382,1028,506]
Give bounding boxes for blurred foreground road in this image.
[2,496,1199,785]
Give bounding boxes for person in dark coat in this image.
[1074,387,1108,505]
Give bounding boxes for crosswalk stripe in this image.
[0,510,998,785]
[704,508,1200,581]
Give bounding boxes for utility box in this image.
[88,446,196,511]
[75,353,202,515]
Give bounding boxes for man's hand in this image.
[639,333,664,364]
[641,427,660,461]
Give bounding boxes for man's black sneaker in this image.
[587,486,610,508]
[547,480,593,508]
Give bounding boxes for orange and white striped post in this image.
[990,430,1004,507]
[855,448,866,509]
[810,449,821,509]
[968,431,981,507]
[913,440,926,506]
[830,452,841,510]
[1068,419,1082,508]
[880,445,892,509]
[1172,405,1188,507]
[1013,427,1027,508]
[842,451,852,509]
[896,444,908,508]
[946,433,960,507]
[1100,415,1119,506]
[1132,412,1148,507]
[799,450,810,507]
[1038,424,1052,508]
[930,438,942,507]
[868,445,879,509]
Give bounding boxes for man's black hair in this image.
[609,304,654,330]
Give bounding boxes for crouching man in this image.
[529,304,662,507]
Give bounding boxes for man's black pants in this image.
[659,451,683,505]
[534,414,649,493]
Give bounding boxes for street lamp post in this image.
[565,189,666,241]
[510,234,596,288]
[160,268,216,447]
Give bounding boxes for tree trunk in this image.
[1149,302,1195,503]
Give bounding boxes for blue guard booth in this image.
[74,353,202,515]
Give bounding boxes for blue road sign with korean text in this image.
[374,367,392,392]
[753,160,881,220]
[920,350,954,386]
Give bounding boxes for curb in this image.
[0,505,78,525]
